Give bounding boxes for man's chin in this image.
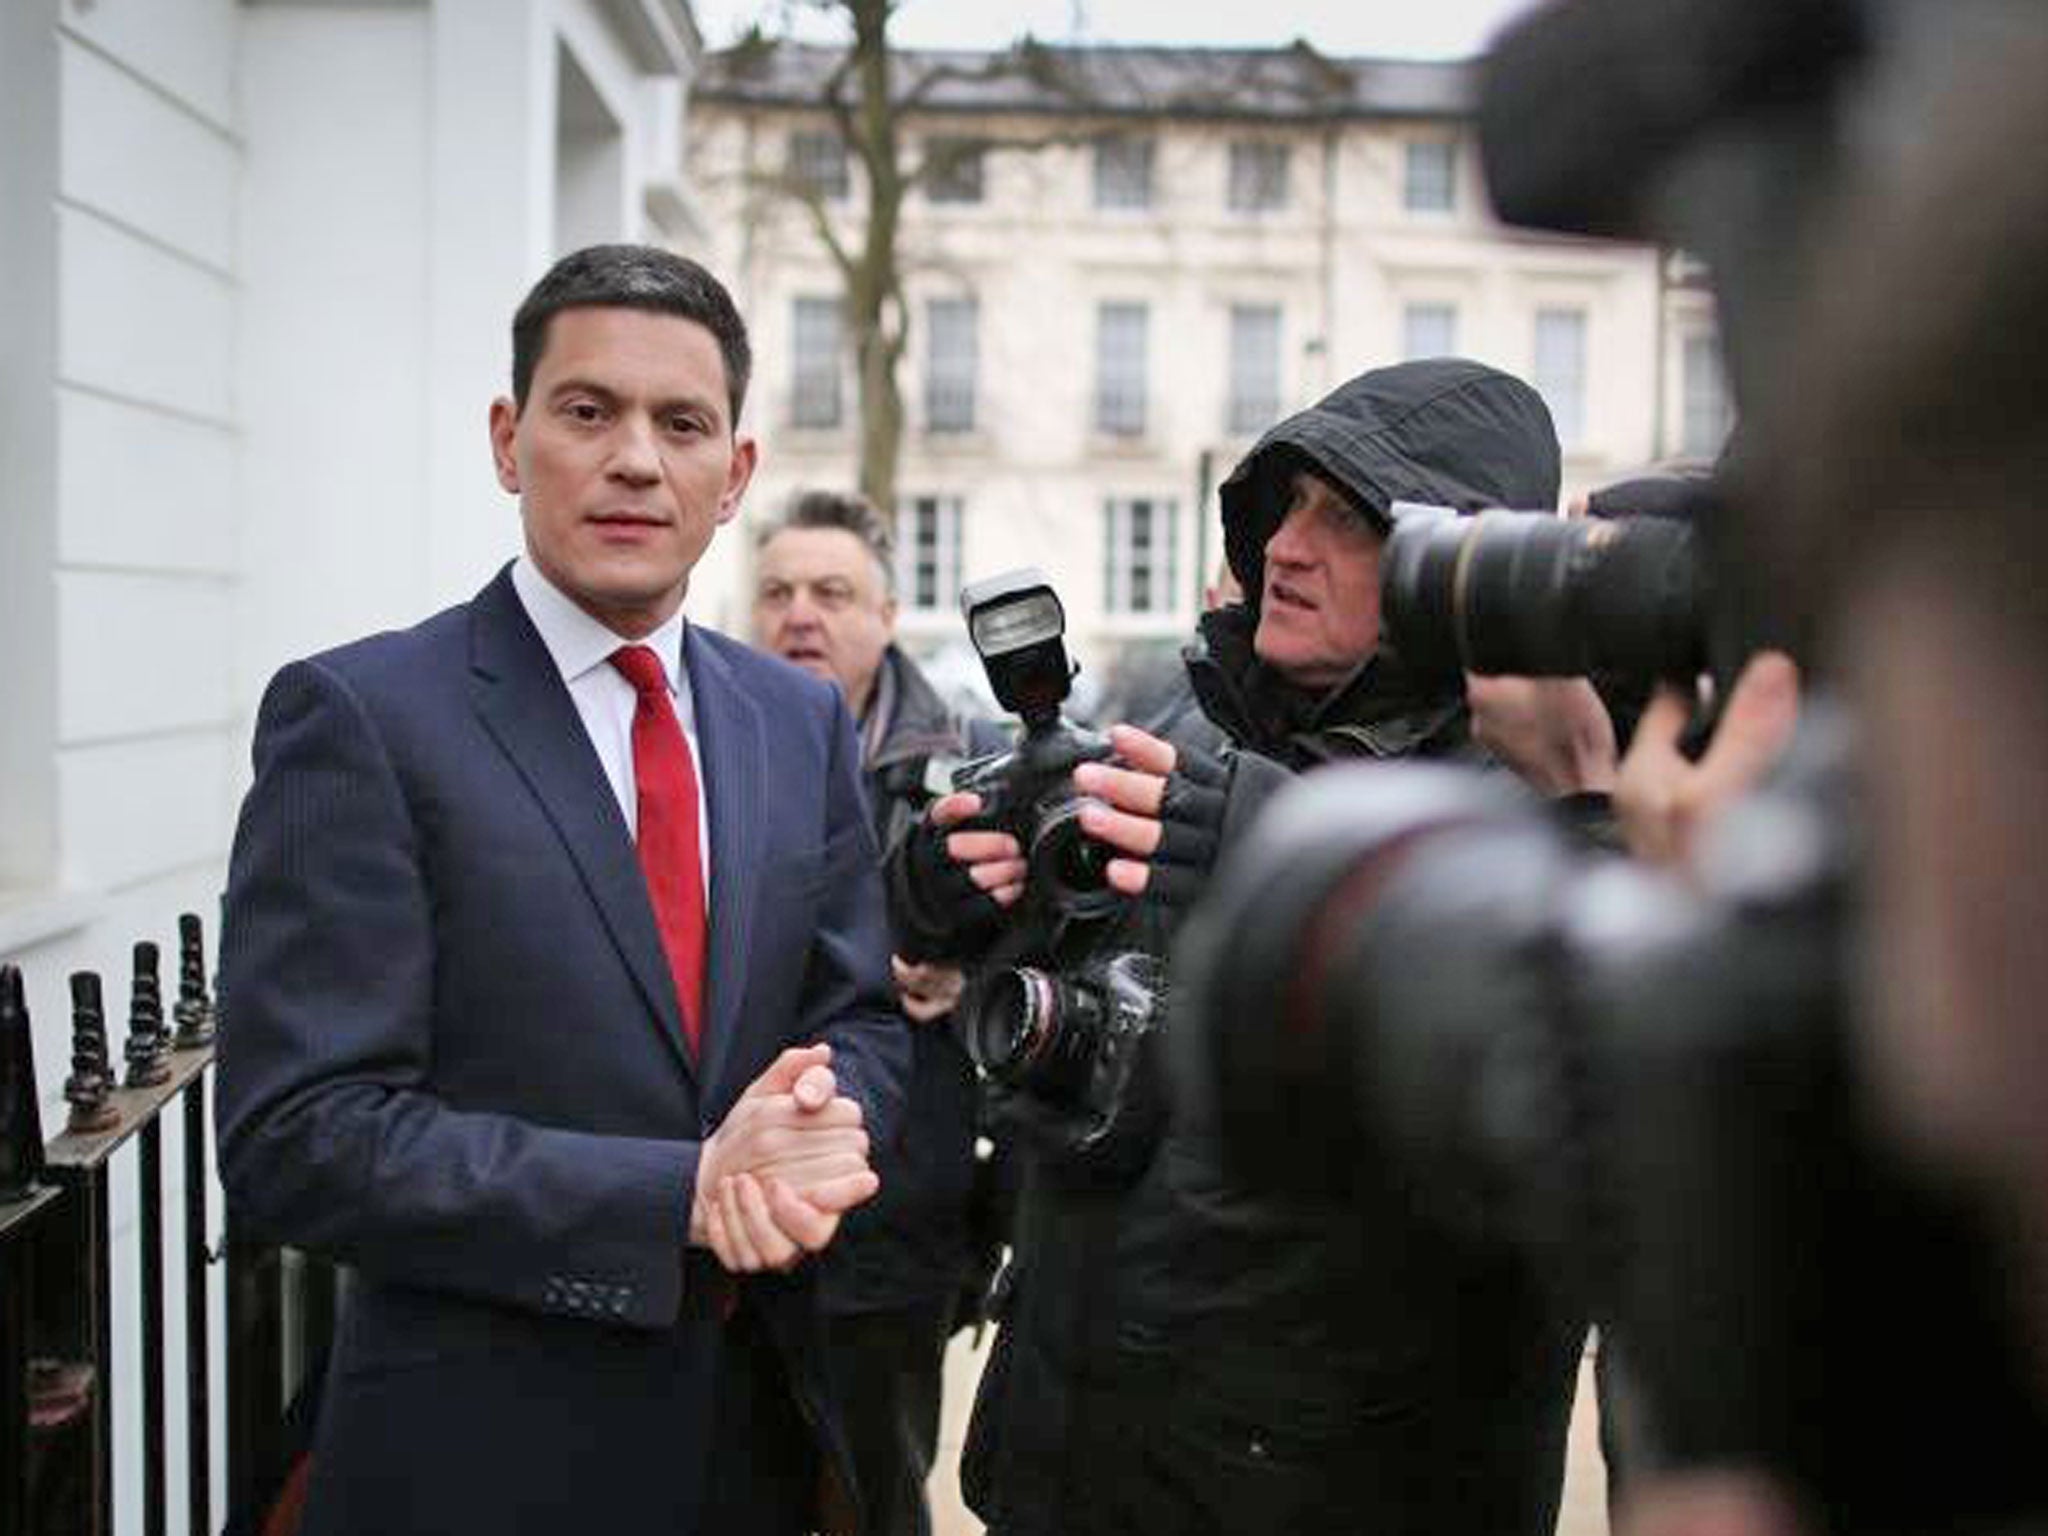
[1253,628,1347,693]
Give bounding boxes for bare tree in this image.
[725,1,1046,511]
[711,6,1353,513]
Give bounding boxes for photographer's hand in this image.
[1466,673,1619,796]
[1072,724,1229,909]
[924,792,1028,908]
[1616,652,1801,870]
[891,955,966,1023]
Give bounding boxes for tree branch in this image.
[745,166,856,277]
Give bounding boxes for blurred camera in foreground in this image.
[1173,717,2048,1529]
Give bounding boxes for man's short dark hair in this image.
[757,489,897,597]
[511,244,753,422]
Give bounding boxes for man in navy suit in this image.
[216,245,908,1535]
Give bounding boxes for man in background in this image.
[752,490,1001,1536]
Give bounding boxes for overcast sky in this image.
[691,0,1548,59]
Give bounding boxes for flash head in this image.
[961,567,1074,723]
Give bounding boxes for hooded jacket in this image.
[961,361,1580,1536]
[1191,356,1563,774]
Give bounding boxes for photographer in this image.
[893,358,1583,1536]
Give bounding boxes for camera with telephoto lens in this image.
[948,568,1165,1148]
[1173,715,2048,1529]
[1379,502,1711,687]
[959,950,1166,1150]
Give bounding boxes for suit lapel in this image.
[685,626,765,1104]
[465,571,695,1084]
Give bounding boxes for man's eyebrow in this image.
[544,377,726,425]
[545,377,619,404]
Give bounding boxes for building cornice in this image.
[696,39,1474,124]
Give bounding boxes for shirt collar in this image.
[511,556,688,695]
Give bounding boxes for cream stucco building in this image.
[687,41,1729,682]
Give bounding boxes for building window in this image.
[925,297,978,433]
[924,137,985,204]
[1681,332,1732,458]
[1227,141,1289,212]
[1104,497,1179,616]
[791,296,843,429]
[1227,305,1282,435]
[895,494,964,612]
[1093,135,1155,210]
[1534,307,1588,449]
[787,129,849,201]
[1095,302,1149,437]
[1403,138,1457,213]
[1402,302,1459,360]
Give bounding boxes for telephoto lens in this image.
[1381,506,1707,685]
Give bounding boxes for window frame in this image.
[1226,303,1282,436]
[1094,301,1150,438]
[1402,137,1457,214]
[1103,495,1182,618]
[923,297,978,434]
[923,135,987,205]
[894,493,965,613]
[1401,301,1459,361]
[1533,306,1589,450]
[1680,331,1733,459]
[1226,140,1290,214]
[787,128,850,202]
[790,295,845,430]
[1092,134,1157,212]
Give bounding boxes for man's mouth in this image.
[1268,577,1316,613]
[588,510,668,529]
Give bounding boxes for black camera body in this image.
[951,717,1118,925]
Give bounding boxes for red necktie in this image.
[610,645,707,1052]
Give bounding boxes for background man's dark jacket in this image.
[960,360,1584,1536]
[820,644,1003,1316]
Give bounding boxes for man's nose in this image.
[1265,504,1313,566]
[606,414,661,483]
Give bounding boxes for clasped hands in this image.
[691,1043,877,1274]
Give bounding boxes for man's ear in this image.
[488,397,521,493]
[881,595,900,636]
[716,433,759,525]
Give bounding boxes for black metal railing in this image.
[1,924,334,1536]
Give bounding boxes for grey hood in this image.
[1220,357,1562,611]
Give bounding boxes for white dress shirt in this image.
[511,557,711,895]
